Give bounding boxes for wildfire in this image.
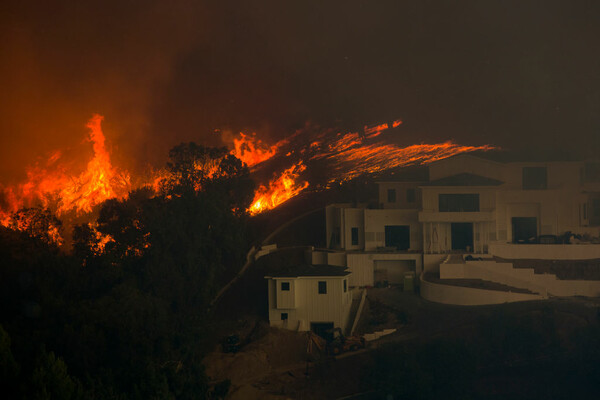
[0,114,130,222]
[248,161,309,215]
[0,115,131,245]
[1,113,496,245]
[230,132,288,168]
[58,115,131,214]
[241,118,494,212]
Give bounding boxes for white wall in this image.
[275,278,296,309]
[489,243,600,260]
[268,276,353,333]
[346,254,374,287]
[364,209,421,251]
[342,208,365,250]
[423,254,447,273]
[420,273,544,305]
[347,252,422,286]
[440,259,600,298]
[378,182,422,209]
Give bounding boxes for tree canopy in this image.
[1,143,256,399]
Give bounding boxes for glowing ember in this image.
[248,161,309,215]
[312,139,495,184]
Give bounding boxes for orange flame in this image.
[0,114,131,242]
[231,133,277,167]
[57,115,131,214]
[248,161,309,215]
[230,132,290,168]
[1,114,496,242]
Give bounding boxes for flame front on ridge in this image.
[1,114,496,243]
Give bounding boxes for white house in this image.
[265,264,353,335]
[420,155,600,270]
[317,179,425,287]
[314,154,600,301]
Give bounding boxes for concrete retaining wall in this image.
[420,273,544,306]
[489,243,600,260]
[441,260,600,297]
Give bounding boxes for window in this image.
[318,281,327,294]
[343,279,347,293]
[522,167,547,190]
[385,225,410,250]
[351,227,359,245]
[439,194,480,212]
[406,188,416,203]
[281,282,290,291]
[281,312,288,320]
[387,188,396,203]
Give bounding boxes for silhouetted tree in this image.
[10,207,63,246]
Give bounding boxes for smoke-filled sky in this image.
[1,1,599,182]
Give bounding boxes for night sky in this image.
[1,1,599,181]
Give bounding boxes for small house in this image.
[265,264,353,335]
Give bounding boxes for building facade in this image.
[319,155,600,287]
[265,265,353,334]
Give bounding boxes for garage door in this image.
[374,260,416,284]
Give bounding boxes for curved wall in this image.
[420,273,545,306]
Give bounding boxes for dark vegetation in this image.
[3,151,600,399]
[366,307,600,399]
[0,143,255,399]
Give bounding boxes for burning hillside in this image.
[234,119,494,214]
[0,115,131,226]
[0,115,494,242]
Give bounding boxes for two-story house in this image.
[265,264,353,334]
[314,154,600,299]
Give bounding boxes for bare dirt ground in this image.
[204,285,600,399]
[205,210,600,398]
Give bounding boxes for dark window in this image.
[439,194,480,212]
[281,282,290,291]
[512,217,537,243]
[281,313,288,320]
[406,188,416,203]
[351,227,359,245]
[385,225,410,250]
[451,223,474,251]
[343,279,347,292]
[387,188,396,203]
[318,281,327,294]
[523,167,547,190]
